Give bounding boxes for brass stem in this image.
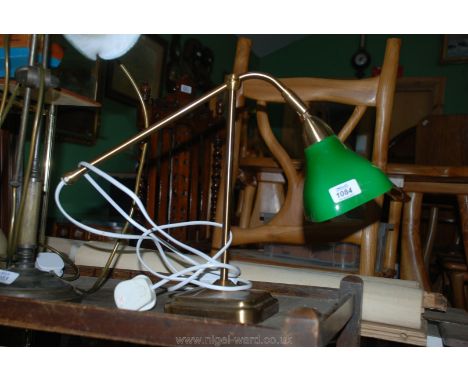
[39,104,57,248]
[238,72,332,143]
[79,63,150,295]
[238,72,308,114]
[11,34,39,188]
[7,64,45,262]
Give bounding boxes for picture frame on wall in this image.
[55,60,103,145]
[52,34,103,145]
[441,35,468,63]
[105,35,167,104]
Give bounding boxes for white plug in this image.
[35,252,65,277]
[114,275,156,311]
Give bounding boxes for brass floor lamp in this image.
[0,34,78,301]
[0,34,137,301]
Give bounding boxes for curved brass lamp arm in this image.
[79,63,151,295]
[238,72,334,144]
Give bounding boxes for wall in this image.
[259,34,468,114]
[50,98,138,222]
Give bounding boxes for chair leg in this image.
[401,192,431,291]
[382,200,402,277]
[239,184,256,228]
[359,195,385,276]
[447,271,467,310]
[359,222,379,276]
[423,206,439,271]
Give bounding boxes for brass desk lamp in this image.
[60,71,392,323]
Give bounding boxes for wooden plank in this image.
[361,321,427,346]
[0,279,361,347]
[1,80,100,107]
[387,163,468,178]
[404,181,468,194]
[0,295,279,346]
[243,77,379,106]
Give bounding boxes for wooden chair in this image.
[213,38,402,277]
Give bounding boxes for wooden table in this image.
[387,163,468,293]
[0,276,363,346]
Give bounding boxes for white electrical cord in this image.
[54,161,252,297]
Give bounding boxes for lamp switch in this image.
[114,275,156,311]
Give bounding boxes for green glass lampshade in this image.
[303,136,392,222]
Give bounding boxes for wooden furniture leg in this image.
[423,206,439,270]
[239,184,256,228]
[447,270,467,309]
[401,192,431,291]
[382,200,403,277]
[457,194,468,265]
[442,194,468,309]
[336,276,364,346]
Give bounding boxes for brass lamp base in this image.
[164,287,279,324]
[0,266,80,302]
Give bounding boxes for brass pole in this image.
[11,34,39,188]
[9,66,46,264]
[7,36,43,264]
[39,103,57,247]
[219,74,239,283]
